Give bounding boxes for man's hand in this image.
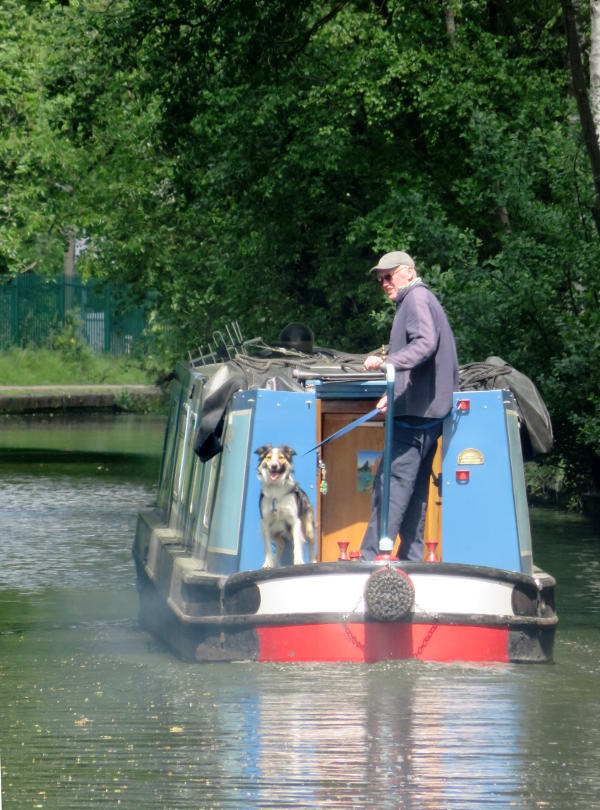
[363,354,384,371]
[376,394,388,414]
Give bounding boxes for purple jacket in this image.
[387,281,459,419]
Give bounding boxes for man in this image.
[361,251,459,561]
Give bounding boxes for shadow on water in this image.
[1,415,600,808]
[0,447,160,484]
[531,506,600,628]
[0,412,166,484]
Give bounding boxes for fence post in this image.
[104,284,111,353]
[64,232,74,319]
[11,278,19,344]
[57,276,64,329]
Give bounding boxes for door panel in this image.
[318,410,442,562]
[320,413,385,561]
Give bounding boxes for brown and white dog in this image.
[255,444,316,568]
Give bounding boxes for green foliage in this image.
[50,310,88,360]
[0,345,152,385]
[0,0,74,275]
[3,0,600,495]
[525,461,566,507]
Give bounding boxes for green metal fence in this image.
[0,274,148,355]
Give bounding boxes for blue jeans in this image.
[360,422,441,561]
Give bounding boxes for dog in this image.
[255,444,316,568]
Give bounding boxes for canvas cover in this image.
[193,346,367,461]
[459,356,553,458]
[193,345,553,462]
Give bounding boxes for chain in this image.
[341,594,440,657]
[415,622,439,657]
[342,594,366,652]
[412,598,440,657]
[344,623,365,652]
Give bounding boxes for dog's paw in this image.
[262,559,274,569]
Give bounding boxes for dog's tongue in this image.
[270,471,280,481]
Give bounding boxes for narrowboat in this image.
[132,326,557,664]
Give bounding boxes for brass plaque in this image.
[457,448,484,465]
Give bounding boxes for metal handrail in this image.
[379,363,396,552]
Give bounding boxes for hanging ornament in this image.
[318,452,328,495]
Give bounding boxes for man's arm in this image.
[387,294,439,371]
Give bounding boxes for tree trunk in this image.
[591,0,600,136]
[561,0,600,239]
[444,1,456,42]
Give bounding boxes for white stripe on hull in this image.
[257,573,369,615]
[256,571,515,618]
[410,573,514,616]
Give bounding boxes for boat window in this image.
[169,401,201,533]
[180,420,203,545]
[188,454,202,520]
[182,456,203,550]
[207,409,252,558]
[177,407,199,532]
[172,403,192,501]
[157,381,183,513]
[203,459,219,530]
[191,455,220,562]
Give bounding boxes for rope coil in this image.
[364,567,415,622]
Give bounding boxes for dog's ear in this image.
[255,444,272,459]
[281,445,296,460]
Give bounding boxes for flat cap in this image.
[370,251,415,272]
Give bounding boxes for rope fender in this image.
[364,567,415,621]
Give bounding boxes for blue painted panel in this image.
[442,390,521,571]
[237,389,317,572]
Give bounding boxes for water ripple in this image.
[0,437,599,808]
[0,474,155,592]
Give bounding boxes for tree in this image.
[4,0,600,494]
[592,1,600,133]
[0,1,82,276]
[561,0,600,237]
[48,2,575,346]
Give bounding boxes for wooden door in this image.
[319,408,385,562]
[424,438,442,560]
[318,404,442,562]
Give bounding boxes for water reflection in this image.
[236,665,523,810]
[1,612,599,808]
[0,412,166,456]
[0,418,599,807]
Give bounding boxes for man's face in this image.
[376,264,415,301]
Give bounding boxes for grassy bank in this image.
[0,347,154,386]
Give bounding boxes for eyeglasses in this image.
[376,265,410,284]
[376,267,401,284]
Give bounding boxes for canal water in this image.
[0,414,599,809]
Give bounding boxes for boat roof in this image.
[185,335,552,462]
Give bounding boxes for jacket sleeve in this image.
[386,291,440,371]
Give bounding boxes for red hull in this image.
[257,622,510,663]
